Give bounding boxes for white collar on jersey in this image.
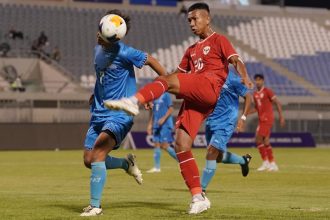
[198,32,216,44]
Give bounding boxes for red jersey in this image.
[253,87,276,123]
[178,32,238,87]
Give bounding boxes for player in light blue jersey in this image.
[146,92,178,173]
[81,10,167,217]
[201,71,252,193]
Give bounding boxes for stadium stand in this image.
[1,3,329,95]
[222,15,330,91]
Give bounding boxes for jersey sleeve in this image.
[125,46,147,69]
[219,35,238,60]
[177,48,190,73]
[266,88,276,101]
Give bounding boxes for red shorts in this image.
[256,122,273,137]
[175,73,225,139]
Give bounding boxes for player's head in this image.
[97,9,131,47]
[254,73,264,90]
[187,3,211,37]
[105,9,131,34]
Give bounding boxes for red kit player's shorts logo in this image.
[203,46,210,55]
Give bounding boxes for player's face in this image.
[254,77,264,90]
[97,32,116,49]
[187,9,210,36]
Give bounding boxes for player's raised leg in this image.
[104,73,179,116]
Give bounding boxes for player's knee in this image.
[160,143,169,150]
[206,146,220,160]
[174,140,186,152]
[83,156,92,169]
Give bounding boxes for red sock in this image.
[176,151,202,196]
[265,145,274,162]
[257,144,268,161]
[135,78,168,104]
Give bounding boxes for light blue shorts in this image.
[205,124,235,153]
[84,115,133,150]
[152,127,174,144]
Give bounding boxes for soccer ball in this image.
[99,14,127,43]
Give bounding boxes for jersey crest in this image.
[203,46,210,55]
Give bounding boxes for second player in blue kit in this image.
[147,92,178,173]
[201,71,253,192]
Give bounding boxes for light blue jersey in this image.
[205,71,248,152]
[152,93,174,144]
[152,93,174,130]
[91,42,147,120]
[85,42,147,149]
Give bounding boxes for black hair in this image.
[254,73,264,80]
[105,9,131,33]
[188,2,210,13]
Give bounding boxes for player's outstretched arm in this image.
[145,54,167,76]
[229,55,254,89]
[273,97,285,127]
[236,93,252,132]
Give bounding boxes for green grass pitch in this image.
[0,148,329,220]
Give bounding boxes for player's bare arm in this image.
[272,97,285,127]
[247,107,257,115]
[158,106,174,126]
[145,54,167,76]
[236,93,252,132]
[229,55,254,89]
[147,110,153,135]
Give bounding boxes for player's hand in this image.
[242,77,254,89]
[97,32,111,48]
[280,116,285,127]
[88,94,94,106]
[158,117,166,126]
[144,102,154,110]
[236,119,245,133]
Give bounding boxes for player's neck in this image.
[199,28,214,40]
[257,86,264,92]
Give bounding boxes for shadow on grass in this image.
[161,187,223,194]
[51,201,183,214]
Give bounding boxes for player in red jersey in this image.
[249,74,285,172]
[105,3,253,214]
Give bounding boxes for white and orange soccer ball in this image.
[99,14,127,42]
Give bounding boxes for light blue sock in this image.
[166,146,178,161]
[90,162,106,208]
[201,160,217,192]
[105,155,128,171]
[154,147,161,169]
[222,152,245,165]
